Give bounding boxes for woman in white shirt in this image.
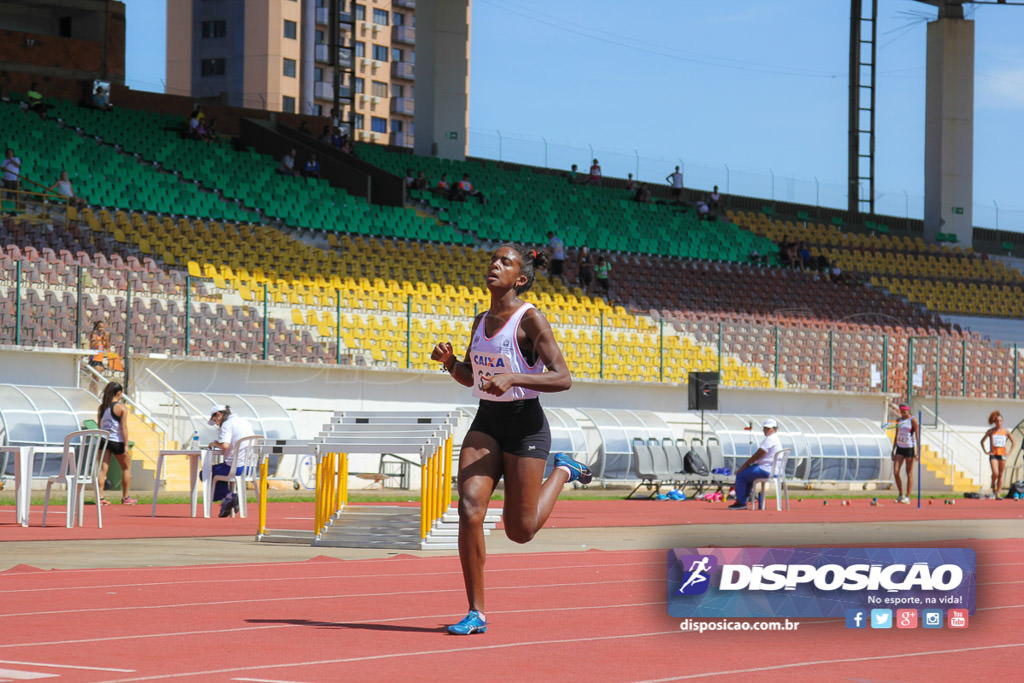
[431,244,589,635]
[49,170,86,208]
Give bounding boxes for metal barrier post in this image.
[262,283,268,361]
[599,310,604,379]
[773,326,779,388]
[962,339,967,397]
[828,330,834,391]
[659,318,664,382]
[336,289,342,364]
[14,260,21,345]
[75,264,83,346]
[406,294,412,369]
[882,334,888,393]
[124,279,133,391]
[313,454,324,534]
[184,275,191,355]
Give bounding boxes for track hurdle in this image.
[254,411,460,548]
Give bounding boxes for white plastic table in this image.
[151,449,214,518]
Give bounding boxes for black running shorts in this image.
[469,398,551,460]
[893,446,916,459]
[106,440,126,456]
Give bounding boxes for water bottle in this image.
[191,429,200,451]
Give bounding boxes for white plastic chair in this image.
[211,434,263,518]
[42,430,109,528]
[751,448,793,511]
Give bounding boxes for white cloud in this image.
[979,67,1024,109]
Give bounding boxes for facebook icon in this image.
[845,609,867,629]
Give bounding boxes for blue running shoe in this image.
[554,454,592,485]
[447,610,487,635]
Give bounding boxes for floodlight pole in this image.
[848,0,878,217]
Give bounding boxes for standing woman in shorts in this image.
[431,244,591,635]
[981,411,1015,497]
[890,403,918,504]
[97,381,136,505]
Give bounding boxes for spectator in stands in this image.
[87,320,112,394]
[981,410,1014,498]
[278,148,298,176]
[696,196,711,220]
[577,245,594,294]
[588,158,602,186]
[404,169,416,190]
[414,170,428,191]
[456,173,486,204]
[2,148,21,201]
[709,185,723,213]
[204,405,256,517]
[332,128,346,149]
[666,166,683,202]
[303,154,321,179]
[92,85,112,112]
[727,419,782,509]
[429,243,588,636]
[890,404,918,504]
[96,381,137,506]
[798,242,811,269]
[435,172,452,198]
[547,231,566,284]
[26,82,47,118]
[633,183,651,203]
[626,172,638,194]
[567,164,581,184]
[187,108,202,139]
[49,170,86,209]
[594,255,611,298]
[319,124,333,144]
[830,263,845,284]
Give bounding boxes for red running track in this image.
[3,498,1023,542]
[0,539,1020,682]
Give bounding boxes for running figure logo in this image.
[677,555,717,595]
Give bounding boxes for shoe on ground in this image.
[727,502,746,510]
[447,610,487,635]
[218,493,235,518]
[120,496,137,505]
[554,454,592,485]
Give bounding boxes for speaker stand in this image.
[700,408,705,441]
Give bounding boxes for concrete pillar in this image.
[924,17,973,246]
[414,0,470,160]
[300,0,316,115]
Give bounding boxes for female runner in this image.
[431,244,591,635]
[981,410,1015,497]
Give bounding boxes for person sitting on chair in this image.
[205,405,255,517]
[727,418,782,510]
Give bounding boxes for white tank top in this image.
[470,303,543,402]
[100,405,123,443]
[895,418,915,449]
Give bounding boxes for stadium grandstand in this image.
[1,0,1022,506]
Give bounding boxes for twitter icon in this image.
[870,609,893,629]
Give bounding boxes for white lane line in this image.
[0,561,659,595]
[0,669,58,680]
[0,548,620,579]
[631,642,1024,682]
[232,678,310,683]
[3,576,663,619]
[91,629,685,682]
[0,660,133,672]
[0,601,663,650]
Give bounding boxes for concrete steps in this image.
[920,443,977,493]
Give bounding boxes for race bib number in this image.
[472,351,512,398]
[992,433,1007,448]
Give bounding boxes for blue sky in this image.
[125,0,1024,231]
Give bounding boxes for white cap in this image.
[763,418,778,429]
[208,405,227,425]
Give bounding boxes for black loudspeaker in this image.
[687,371,719,411]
